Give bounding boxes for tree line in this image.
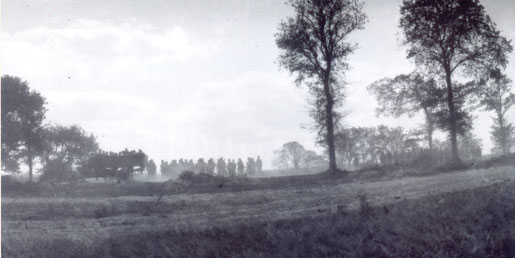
[276,0,513,172]
[333,125,482,169]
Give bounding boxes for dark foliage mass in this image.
[334,125,482,169]
[40,124,99,182]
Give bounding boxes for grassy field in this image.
[2,164,515,258]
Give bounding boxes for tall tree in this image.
[276,0,367,173]
[368,73,440,150]
[1,75,46,181]
[479,70,515,155]
[399,0,512,164]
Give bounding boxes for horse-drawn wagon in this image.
[81,150,148,181]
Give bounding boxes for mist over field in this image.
[2,0,515,257]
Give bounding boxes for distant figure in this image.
[246,157,256,175]
[170,160,179,177]
[256,156,263,174]
[216,158,227,176]
[188,159,195,171]
[178,159,185,173]
[207,158,216,174]
[196,158,206,173]
[237,158,245,175]
[227,159,236,177]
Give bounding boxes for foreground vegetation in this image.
[2,163,515,258]
[89,181,515,258]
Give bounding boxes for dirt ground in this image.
[2,166,515,249]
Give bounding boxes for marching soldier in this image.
[246,157,256,175]
[196,158,206,173]
[207,158,216,174]
[256,155,263,174]
[228,159,236,177]
[237,158,245,175]
[216,158,227,176]
[170,160,179,177]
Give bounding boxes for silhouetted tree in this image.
[41,124,98,165]
[40,124,98,181]
[276,0,367,173]
[399,0,512,164]
[368,73,440,150]
[478,70,515,155]
[1,75,46,181]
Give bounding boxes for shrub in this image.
[178,170,195,182]
[40,159,78,182]
[178,170,218,184]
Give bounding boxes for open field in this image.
[2,165,515,257]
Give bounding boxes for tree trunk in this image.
[499,115,507,156]
[27,145,33,182]
[323,77,337,173]
[425,113,434,151]
[444,66,460,164]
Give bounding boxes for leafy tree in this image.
[399,0,512,163]
[40,124,98,181]
[147,159,157,177]
[368,73,440,150]
[1,75,46,181]
[42,124,98,165]
[275,0,367,173]
[478,70,515,155]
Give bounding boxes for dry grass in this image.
[3,180,515,258]
[2,163,515,258]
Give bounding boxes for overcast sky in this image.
[2,0,515,169]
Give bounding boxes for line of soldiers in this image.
[95,148,145,157]
[160,156,263,177]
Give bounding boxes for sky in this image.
[2,0,515,169]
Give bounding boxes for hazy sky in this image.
[3,0,515,169]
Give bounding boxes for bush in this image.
[40,159,78,182]
[178,170,195,182]
[1,175,23,191]
[178,170,218,184]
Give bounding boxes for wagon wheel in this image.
[116,167,131,182]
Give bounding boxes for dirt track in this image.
[2,166,515,243]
